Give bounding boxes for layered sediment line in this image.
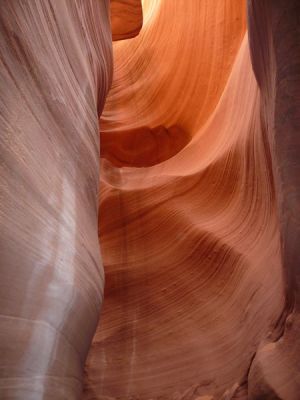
[0,1,112,398]
[247,1,300,398]
[84,1,290,397]
[1,1,299,399]
[110,0,143,41]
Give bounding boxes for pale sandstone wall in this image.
[0,1,112,398]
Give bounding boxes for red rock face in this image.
[85,0,298,399]
[110,0,143,41]
[1,1,299,399]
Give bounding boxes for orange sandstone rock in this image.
[1,1,299,399]
[84,1,291,399]
[111,0,143,41]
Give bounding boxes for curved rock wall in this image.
[100,0,247,167]
[247,1,300,398]
[0,1,112,398]
[83,1,298,399]
[1,0,299,399]
[110,0,143,41]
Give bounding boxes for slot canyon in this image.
[0,0,299,399]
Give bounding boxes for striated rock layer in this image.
[247,1,300,398]
[100,0,246,167]
[1,0,299,399]
[84,0,299,399]
[0,1,112,398]
[110,0,143,42]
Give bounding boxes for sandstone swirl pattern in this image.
[84,0,299,399]
[0,1,112,398]
[0,1,299,399]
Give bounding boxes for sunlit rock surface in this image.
[85,0,299,399]
[0,1,299,399]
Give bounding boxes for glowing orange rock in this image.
[84,1,290,399]
[1,0,299,399]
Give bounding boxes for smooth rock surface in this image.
[0,1,112,398]
[247,1,300,398]
[1,1,299,399]
[110,0,143,41]
[84,1,297,399]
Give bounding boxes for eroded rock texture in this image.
[0,0,299,400]
[84,0,299,399]
[0,1,112,398]
[247,1,300,399]
[110,0,143,41]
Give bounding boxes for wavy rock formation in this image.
[1,0,299,399]
[110,0,143,41]
[84,0,298,399]
[100,0,247,166]
[247,1,300,398]
[0,1,112,398]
